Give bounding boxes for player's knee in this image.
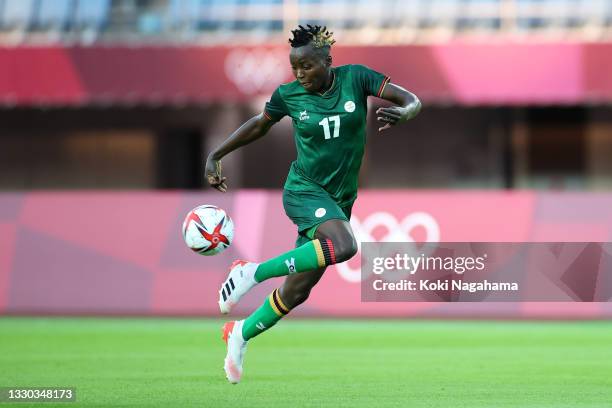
[282,287,311,309]
[332,235,358,263]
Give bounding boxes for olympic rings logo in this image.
[336,211,440,283]
[225,48,291,95]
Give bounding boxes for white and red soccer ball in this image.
[182,205,234,256]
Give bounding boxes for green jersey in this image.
[264,64,390,207]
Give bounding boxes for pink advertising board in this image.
[1,42,612,106]
[0,191,611,318]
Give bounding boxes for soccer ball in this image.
[182,205,234,256]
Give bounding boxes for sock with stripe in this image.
[253,238,335,282]
[241,288,290,341]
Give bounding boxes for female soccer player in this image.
[205,25,421,384]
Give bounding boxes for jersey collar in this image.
[317,68,337,97]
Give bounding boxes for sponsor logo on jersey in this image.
[256,322,266,330]
[285,257,296,274]
[315,208,327,218]
[344,100,356,112]
[299,110,310,121]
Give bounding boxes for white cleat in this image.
[222,320,247,384]
[218,260,258,314]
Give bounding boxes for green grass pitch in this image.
[1,318,611,407]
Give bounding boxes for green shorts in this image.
[283,188,353,247]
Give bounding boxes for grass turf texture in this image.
[0,318,611,407]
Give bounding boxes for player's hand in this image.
[376,103,420,132]
[205,156,228,193]
[376,107,402,132]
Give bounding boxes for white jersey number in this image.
[318,115,341,140]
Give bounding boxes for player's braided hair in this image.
[289,24,336,49]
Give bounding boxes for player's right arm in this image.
[205,113,275,192]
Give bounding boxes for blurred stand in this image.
[2,0,612,46]
[0,0,612,45]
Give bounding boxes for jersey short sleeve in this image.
[263,87,289,122]
[352,64,390,98]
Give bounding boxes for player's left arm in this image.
[376,83,421,132]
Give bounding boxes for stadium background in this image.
[0,1,612,407]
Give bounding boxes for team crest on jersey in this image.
[344,101,356,113]
[299,110,310,121]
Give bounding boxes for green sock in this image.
[242,288,290,341]
[254,238,335,282]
